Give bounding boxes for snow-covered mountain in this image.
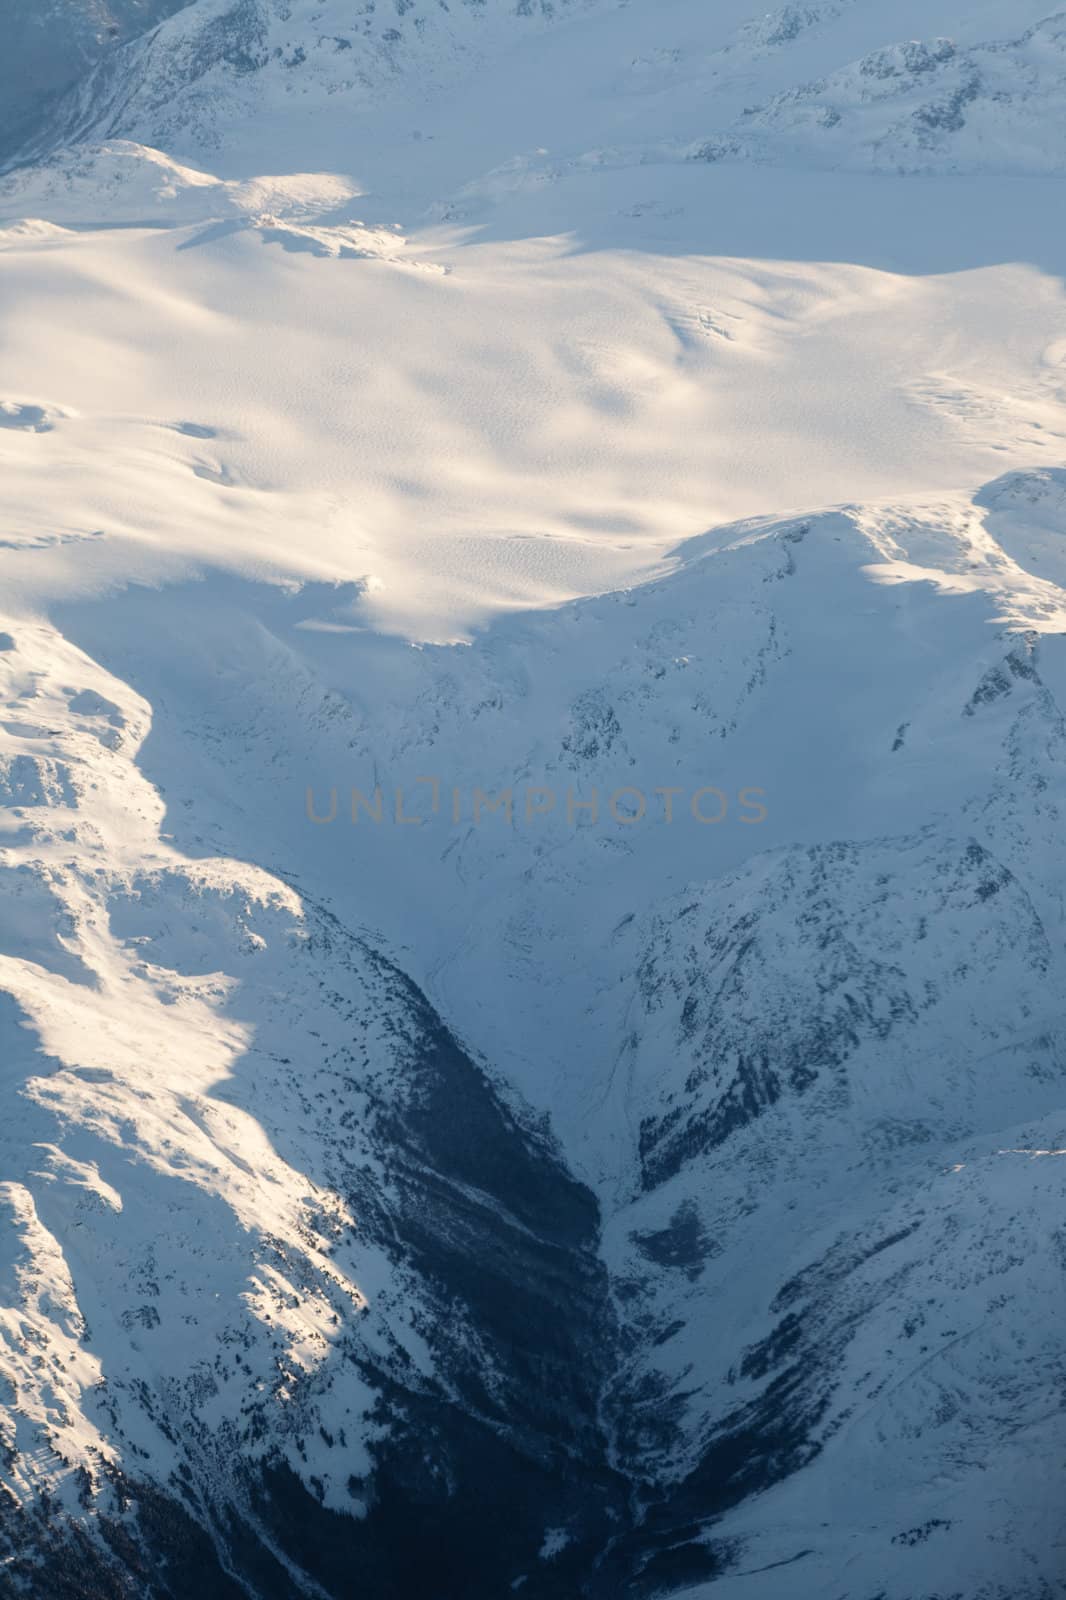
[1,0,1064,1596]
[15,0,1066,180]
[0,664,623,1596]
[16,0,625,168]
[0,1,192,162]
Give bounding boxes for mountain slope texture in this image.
[0,0,1064,1596]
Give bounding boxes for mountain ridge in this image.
[1,0,1064,1592]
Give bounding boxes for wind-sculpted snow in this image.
[0,141,359,222]
[0,143,450,266]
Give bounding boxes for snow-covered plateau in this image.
[0,2,1064,1596]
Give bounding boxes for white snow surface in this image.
[1,0,1066,1593]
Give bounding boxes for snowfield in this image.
[1,1,1065,1596]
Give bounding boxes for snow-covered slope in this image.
[0,1,192,162]
[0,615,625,1597]
[17,474,1061,1596]
[24,0,625,167]
[18,0,1066,183]
[734,13,1066,175]
[1,0,1065,1595]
